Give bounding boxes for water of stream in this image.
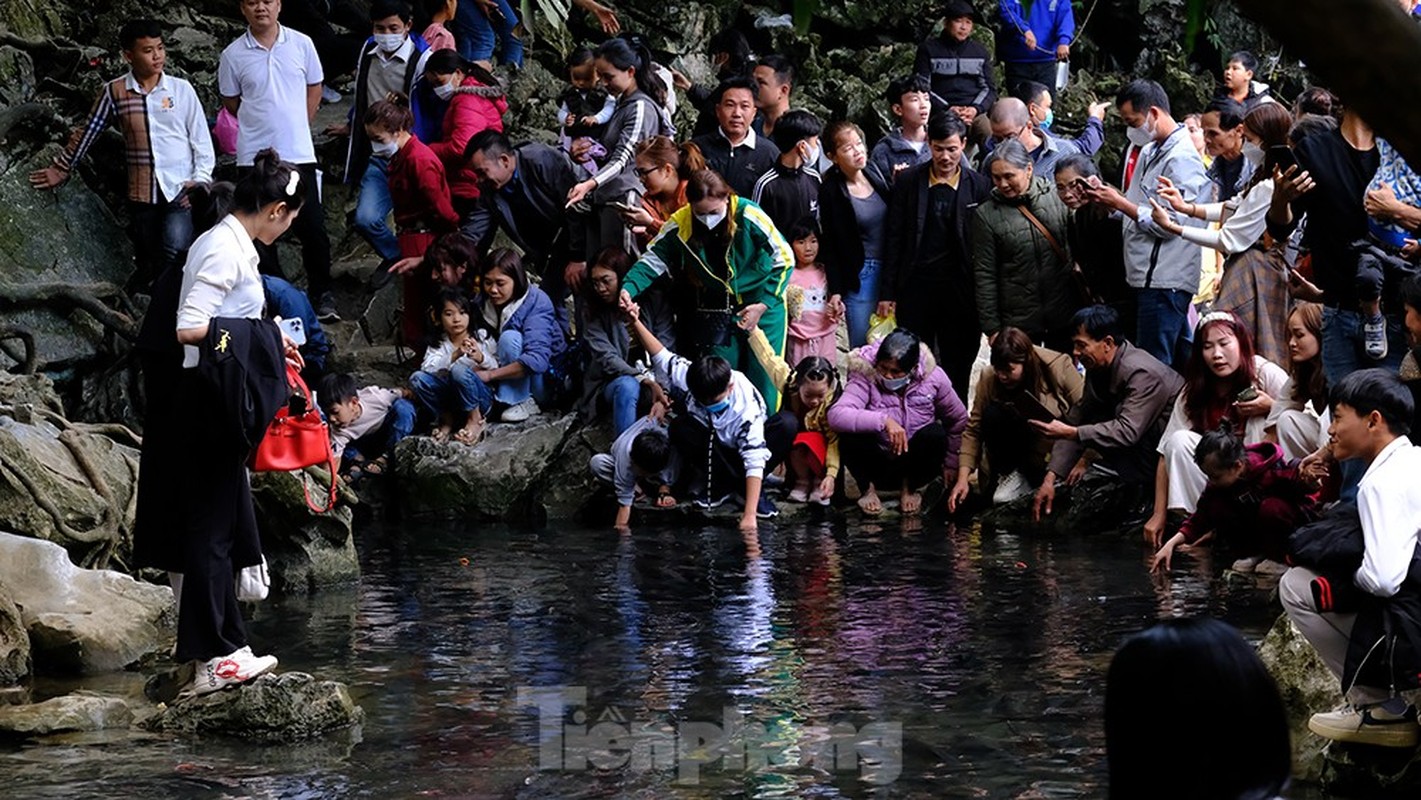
[2,515,1340,798]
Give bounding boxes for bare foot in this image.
[857,487,882,516]
[454,411,486,445]
[901,488,923,515]
[432,425,452,443]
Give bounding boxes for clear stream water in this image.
[2,516,1343,798]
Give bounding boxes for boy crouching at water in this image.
[319,373,418,480]
[590,412,680,530]
[1281,369,1421,748]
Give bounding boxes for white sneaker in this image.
[992,471,1033,505]
[192,647,278,696]
[499,397,539,423]
[320,86,342,104]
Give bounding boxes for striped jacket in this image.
[622,196,793,314]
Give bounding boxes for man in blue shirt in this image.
[997,0,1075,101]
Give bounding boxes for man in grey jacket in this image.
[1084,79,1209,368]
[1032,305,1184,520]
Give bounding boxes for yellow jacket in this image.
[747,326,840,479]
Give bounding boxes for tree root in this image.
[0,326,37,374]
[0,281,138,342]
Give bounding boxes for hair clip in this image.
[285,170,301,197]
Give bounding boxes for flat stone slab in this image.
[0,692,132,735]
[146,672,363,743]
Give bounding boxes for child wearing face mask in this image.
[365,95,459,342]
[751,109,826,236]
[421,49,507,222]
[557,48,615,177]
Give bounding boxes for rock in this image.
[0,406,140,568]
[249,468,360,593]
[0,152,134,371]
[394,413,578,519]
[145,672,364,743]
[0,586,30,685]
[1257,613,1421,791]
[0,692,132,736]
[0,532,172,674]
[0,46,38,107]
[533,421,617,522]
[0,0,67,39]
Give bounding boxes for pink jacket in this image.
[427,77,508,201]
[828,339,968,471]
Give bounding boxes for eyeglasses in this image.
[633,165,662,178]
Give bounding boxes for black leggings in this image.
[980,402,1048,485]
[670,410,796,497]
[839,421,948,493]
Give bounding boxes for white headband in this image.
[1196,310,1236,331]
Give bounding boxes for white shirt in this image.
[218,25,323,166]
[1159,356,1291,451]
[330,386,403,459]
[177,215,265,367]
[1356,436,1421,597]
[127,72,215,200]
[1179,178,1275,256]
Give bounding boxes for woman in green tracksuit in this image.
[619,168,794,411]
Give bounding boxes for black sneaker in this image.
[369,258,397,290]
[316,291,341,322]
[756,495,779,519]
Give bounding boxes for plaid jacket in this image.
[56,76,158,203]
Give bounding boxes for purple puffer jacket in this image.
[827,339,968,471]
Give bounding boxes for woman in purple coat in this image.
[828,328,968,516]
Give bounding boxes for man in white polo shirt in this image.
[219,0,337,321]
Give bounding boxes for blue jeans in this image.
[1319,306,1406,388]
[355,157,399,261]
[343,398,417,464]
[490,330,550,405]
[410,362,494,418]
[130,197,194,283]
[1135,288,1193,368]
[454,0,523,66]
[603,374,641,436]
[1319,306,1406,503]
[843,257,881,347]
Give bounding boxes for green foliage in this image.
[793,0,821,36]
[520,0,572,56]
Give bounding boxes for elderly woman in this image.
[828,328,968,516]
[971,139,1077,350]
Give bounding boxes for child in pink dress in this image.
[785,218,842,364]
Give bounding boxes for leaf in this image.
[793,0,821,36]
[1183,0,1209,51]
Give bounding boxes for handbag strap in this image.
[301,456,339,514]
[1017,204,1069,264]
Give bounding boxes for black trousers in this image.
[897,289,979,404]
[172,371,262,662]
[980,402,1047,484]
[839,421,948,493]
[241,162,333,300]
[669,409,796,497]
[1005,60,1060,101]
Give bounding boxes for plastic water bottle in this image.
[1055,61,1070,93]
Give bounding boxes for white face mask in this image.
[801,141,821,167]
[695,209,728,230]
[1242,140,1265,167]
[373,32,406,54]
[1126,118,1154,147]
[433,81,457,101]
[370,139,398,158]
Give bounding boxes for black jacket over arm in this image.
[818,166,887,297]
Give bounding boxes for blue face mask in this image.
[703,398,731,414]
[879,374,911,392]
[1042,109,1054,130]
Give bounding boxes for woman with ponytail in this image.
[564,35,674,271]
[421,49,507,219]
[1150,418,1317,576]
[136,149,307,697]
[619,136,705,247]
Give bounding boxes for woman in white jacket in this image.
[1150,102,1296,367]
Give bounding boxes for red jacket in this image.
[388,135,459,234]
[1178,442,1316,544]
[427,77,507,202]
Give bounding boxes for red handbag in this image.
[250,363,338,513]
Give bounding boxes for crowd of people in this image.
[39,0,1421,761]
